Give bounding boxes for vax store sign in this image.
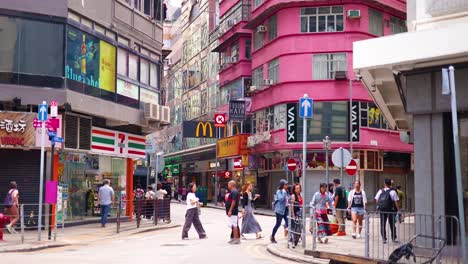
[0,112,35,147]
[182,121,226,138]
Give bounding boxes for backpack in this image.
[3,190,14,206]
[378,189,395,212]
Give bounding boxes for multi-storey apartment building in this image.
[214,0,413,206]
[0,0,165,222]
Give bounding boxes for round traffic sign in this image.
[215,114,226,125]
[346,159,358,176]
[331,147,352,168]
[287,158,297,171]
[224,171,231,179]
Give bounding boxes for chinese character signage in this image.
[217,134,249,159]
[65,26,116,93]
[0,112,35,147]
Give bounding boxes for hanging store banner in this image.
[65,26,116,93]
[286,103,297,143]
[217,134,249,159]
[91,127,146,158]
[0,112,36,148]
[229,100,246,121]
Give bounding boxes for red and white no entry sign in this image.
[214,113,226,127]
[287,158,297,171]
[346,159,358,176]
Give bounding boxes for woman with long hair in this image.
[181,183,207,240]
[289,183,303,248]
[347,180,367,239]
[240,183,262,239]
[310,183,334,243]
[270,179,288,243]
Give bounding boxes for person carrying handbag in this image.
[181,183,207,240]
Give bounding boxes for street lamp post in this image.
[323,136,331,185]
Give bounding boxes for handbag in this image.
[197,203,201,215]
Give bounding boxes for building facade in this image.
[213,0,413,207]
[0,0,165,223]
[354,0,468,244]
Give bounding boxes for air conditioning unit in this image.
[257,25,268,33]
[144,103,161,121]
[160,105,171,124]
[333,71,348,80]
[224,56,232,64]
[264,79,274,85]
[231,56,239,63]
[227,19,237,27]
[250,86,258,92]
[347,10,361,19]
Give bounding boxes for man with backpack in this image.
[375,178,400,244]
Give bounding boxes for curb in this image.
[131,224,182,235]
[266,244,329,264]
[0,243,70,253]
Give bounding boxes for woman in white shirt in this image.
[155,183,167,200]
[181,183,207,240]
[347,180,367,239]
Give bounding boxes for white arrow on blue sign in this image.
[51,136,64,143]
[38,102,48,121]
[299,97,313,119]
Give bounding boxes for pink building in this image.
[213,0,412,206]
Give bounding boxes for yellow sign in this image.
[217,134,249,159]
[195,122,213,137]
[99,41,116,92]
[241,155,249,167]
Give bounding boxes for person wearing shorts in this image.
[225,180,240,244]
[347,181,367,239]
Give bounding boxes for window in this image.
[254,0,263,8]
[251,113,257,134]
[266,106,274,131]
[129,53,139,80]
[231,41,239,62]
[253,30,264,51]
[390,16,406,34]
[252,66,264,87]
[268,15,277,41]
[369,9,383,36]
[125,0,163,21]
[313,53,346,80]
[301,6,343,33]
[117,49,128,76]
[267,58,279,84]
[245,39,251,59]
[140,58,149,84]
[149,62,158,88]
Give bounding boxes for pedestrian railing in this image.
[283,205,463,264]
[0,203,65,244]
[116,198,171,233]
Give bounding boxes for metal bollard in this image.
[311,207,316,251]
[116,199,121,234]
[364,212,370,258]
[53,204,58,241]
[153,199,157,226]
[288,213,292,249]
[20,204,25,244]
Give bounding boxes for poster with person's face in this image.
[65,26,116,92]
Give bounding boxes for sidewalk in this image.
[0,220,180,253]
[203,202,275,216]
[266,241,329,264]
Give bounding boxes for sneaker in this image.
[383,240,388,244]
[230,239,240,244]
[392,239,400,244]
[199,235,207,239]
[270,236,277,243]
[324,238,329,244]
[182,237,189,240]
[352,233,356,239]
[336,231,346,236]
[318,237,323,243]
[5,224,13,234]
[357,234,361,239]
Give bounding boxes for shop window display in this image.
[57,151,127,221]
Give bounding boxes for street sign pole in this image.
[340,147,344,183]
[38,120,46,241]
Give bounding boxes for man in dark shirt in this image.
[334,178,347,236]
[226,180,240,244]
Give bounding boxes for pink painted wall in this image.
[219,60,252,84]
[249,127,413,154]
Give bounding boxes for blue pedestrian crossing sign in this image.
[38,102,48,121]
[299,97,313,119]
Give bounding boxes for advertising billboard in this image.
[65,26,116,93]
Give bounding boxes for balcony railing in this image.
[426,0,468,16]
